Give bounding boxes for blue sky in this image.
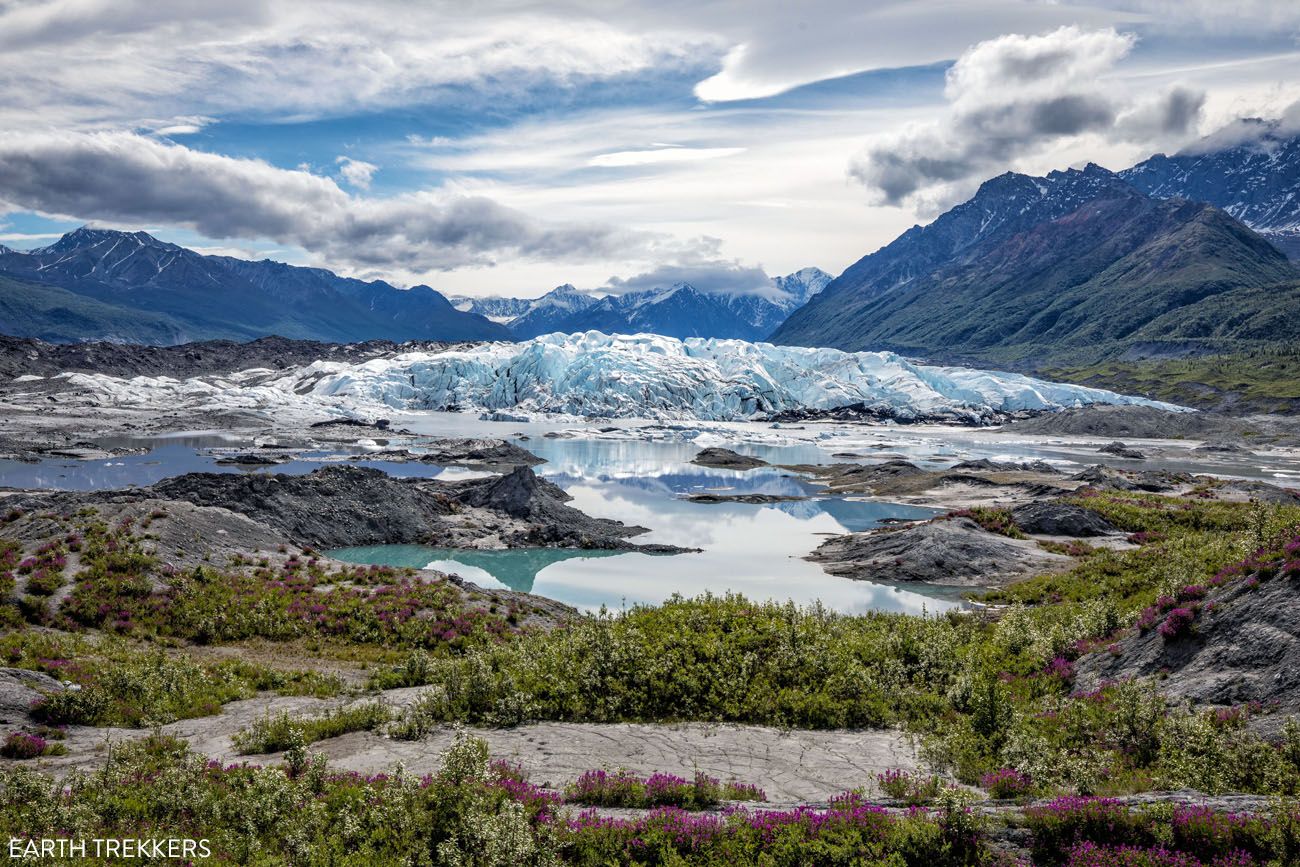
[1,1,1298,297]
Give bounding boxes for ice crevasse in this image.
[303,331,1183,422]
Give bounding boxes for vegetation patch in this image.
[232,703,391,754]
[0,732,65,759]
[876,768,945,805]
[946,507,1026,539]
[57,515,524,649]
[1045,346,1300,414]
[0,632,343,727]
[5,731,1291,865]
[564,769,765,810]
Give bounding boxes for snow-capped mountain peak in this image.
[1122,127,1300,257]
[35,226,180,256]
[772,267,832,309]
[504,269,828,340]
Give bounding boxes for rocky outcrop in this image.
[0,668,64,725]
[799,460,926,493]
[691,448,768,470]
[1191,441,1253,455]
[952,459,1060,474]
[1011,501,1117,537]
[420,438,544,469]
[1213,480,1300,505]
[146,465,668,552]
[1075,567,1300,732]
[1071,465,1191,492]
[684,493,805,504]
[807,517,1069,586]
[1099,441,1146,459]
[451,466,668,549]
[150,466,456,549]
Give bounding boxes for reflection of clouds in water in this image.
[555,477,952,616]
[425,560,508,592]
[532,549,954,617]
[546,467,814,499]
[15,412,1300,616]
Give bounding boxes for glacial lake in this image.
[4,411,1299,614]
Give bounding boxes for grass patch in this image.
[947,507,1026,538]
[0,632,344,727]
[1044,345,1300,414]
[232,702,391,754]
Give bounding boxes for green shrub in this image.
[233,702,390,754]
[876,769,944,805]
[28,647,343,727]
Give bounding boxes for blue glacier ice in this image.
[306,331,1183,422]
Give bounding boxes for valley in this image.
[3,36,1300,861]
[2,335,1299,867]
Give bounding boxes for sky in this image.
[1,1,1299,299]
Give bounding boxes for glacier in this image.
[294,332,1182,422]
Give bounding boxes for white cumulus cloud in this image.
[0,130,708,274]
[848,26,1205,208]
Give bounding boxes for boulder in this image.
[1012,501,1117,537]
[690,448,768,470]
[807,517,1068,586]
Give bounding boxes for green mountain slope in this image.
[774,184,1299,369]
[0,274,190,344]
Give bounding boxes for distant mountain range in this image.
[0,226,827,346]
[452,267,831,342]
[772,157,1300,369]
[0,228,509,344]
[5,127,1300,366]
[447,295,533,323]
[1122,121,1300,259]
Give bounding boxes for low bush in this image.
[374,592,971,730]
[27,646,343,727]
[232,702,390,754]
[877,768,945,805]
[1024,796,1300,867]
[0,732,64,759]
[981,767,1034,799]
[564,769,765,810]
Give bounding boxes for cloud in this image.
[588,146,746,167]
[0,1,714,129]
[848,26,1205,207]
[0,130,703,273]
[600,260,775,298]
[1175,99,1300,155]
[335,156,378,189]
[688,0,1132,102]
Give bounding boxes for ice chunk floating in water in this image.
[308,332,1182,422]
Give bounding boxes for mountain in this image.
[771,166,1300,367]
[1122,123,1300,259]
[504,285,602,338]
[0,272,189,344]
[773,266,833,307]
[507,269,831,341]
[448,295,534,323]
[0,227,511,345]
